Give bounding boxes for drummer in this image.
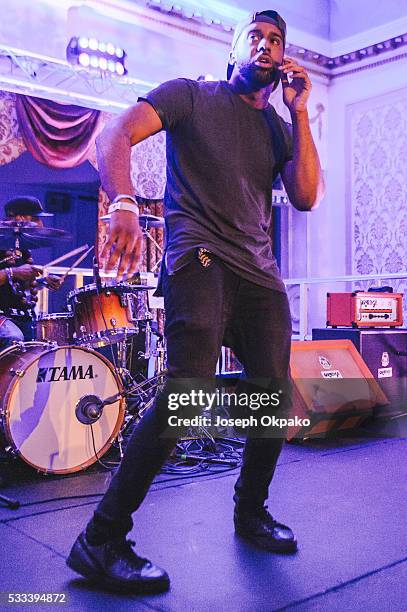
[0,196,61,349]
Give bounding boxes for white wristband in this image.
[111,194,138,206]
[108,202,139,215]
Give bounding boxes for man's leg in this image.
[227,282,296,552]
[67,256,231,588]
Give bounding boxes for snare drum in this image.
[36,313,74,345]
[67,281,149,347]
[0,342,124,474]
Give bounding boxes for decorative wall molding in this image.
[330,14,407,57]
[286,34,407,76]
[0,2,406,109]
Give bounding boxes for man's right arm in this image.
[97,100,163,278]
[0,269,8,286]
[0,265,40,287]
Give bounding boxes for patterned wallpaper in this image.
[348,88,407,305]
[0,91,26,165]
[130,132,166,199]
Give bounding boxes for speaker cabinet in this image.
[312,329,407,418]
[288,340,388,440]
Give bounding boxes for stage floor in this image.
[1,428,406,611]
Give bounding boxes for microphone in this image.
[93,255,102,292]
[75,392,123,425]
[76,395,104,425]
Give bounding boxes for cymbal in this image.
[100,213,165,229]
[0,221,72,248]
[139,214,165,229]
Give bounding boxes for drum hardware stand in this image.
[0,487,20,510]
[140,220,163,274]
[137,318,153,361]
[115,335,137,388]
[116,430,124,460]
[0,449,20,509]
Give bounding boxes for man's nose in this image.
[257,38,269,53]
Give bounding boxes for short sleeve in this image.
[280,119,293,163]
[138,78,194,131]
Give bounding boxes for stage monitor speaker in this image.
[312,328,407,418]
[288,340,388,440]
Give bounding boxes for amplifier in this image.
[288,340,388,440]
[326,292,403,328]
[312,328,407,417]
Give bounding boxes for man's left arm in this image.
[279,58,325,211]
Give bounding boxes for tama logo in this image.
[36,365,95,383]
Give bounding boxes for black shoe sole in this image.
[66,552,170,594]
[234,528,298,554]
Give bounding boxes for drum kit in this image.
[0,217,167,476]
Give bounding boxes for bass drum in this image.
[0,342,125,474]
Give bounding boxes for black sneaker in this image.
[66,531,170,593]
[234,506,298,553]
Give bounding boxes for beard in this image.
[237,60,280,89]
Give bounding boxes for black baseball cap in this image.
[227,10,287,80]
[5,196,54,218]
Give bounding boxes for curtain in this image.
[16,95,102,168]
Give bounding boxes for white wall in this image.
[303,54,407,333]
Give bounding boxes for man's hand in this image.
[12,264,42,283]
[101,210,143,279]
[280,57,312,113]
[44,274,63,291]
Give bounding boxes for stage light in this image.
[116,62,125,75]
[66,36,127,75]
[78,53,90,67]
[106,42,115,55]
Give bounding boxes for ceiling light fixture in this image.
[66,36,127,76]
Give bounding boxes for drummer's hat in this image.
[5,196,54,218]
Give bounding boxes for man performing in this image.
[0,196,60,348]
[67,9,324,593]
